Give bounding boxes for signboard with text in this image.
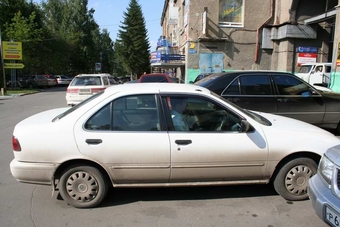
[2,41,22,60]
[297,53,317,66]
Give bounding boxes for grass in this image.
[5,88,40,96]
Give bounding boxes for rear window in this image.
[140,75,169,83]
[71,76,103,86]
[36,75,47,80]
[53,91,104,121]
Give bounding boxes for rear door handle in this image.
[277,98,288,102]
[175,140,192,145]
[86,139,102,145]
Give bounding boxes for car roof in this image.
[103,83,211,95]
[200,70,295,78]
[76,73,110,77]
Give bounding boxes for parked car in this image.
[55,75,72,86]
[17,75,49,89]
[139,73,172,83]
[44,74,57,87]
[308,144,340,227]
[66,73,112,106]
[195,70,340,133]
[10,83,340,208]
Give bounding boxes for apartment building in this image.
[156,0,339,83]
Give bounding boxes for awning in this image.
[304,9,337,24]
[151,62,185,68]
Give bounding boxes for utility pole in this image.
[0,28,6,95]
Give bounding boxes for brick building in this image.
[155,0,340,83]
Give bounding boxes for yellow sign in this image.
[2,41,22,60]
[4,63,25,69]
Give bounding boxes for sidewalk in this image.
[0,93,25,100]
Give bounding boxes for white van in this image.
[295,63,332,87]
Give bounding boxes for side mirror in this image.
[240,120,251,132]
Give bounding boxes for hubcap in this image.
[285,165,313,195]
[66,171,99,202]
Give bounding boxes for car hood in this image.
[254,111,333,135]
[318,90,340,100]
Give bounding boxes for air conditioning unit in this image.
[171,28,178,46]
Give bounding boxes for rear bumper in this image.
[66,94,92,105]
[10,159,57,185]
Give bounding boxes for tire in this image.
[273,157,317,201]
[59,166,108,208]
[28,83,34,89]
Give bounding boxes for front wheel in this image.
[273,158,317,201]
[59,166,108,208]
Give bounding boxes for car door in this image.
[272,73,325,124]
[74,94,171,183]
[162,95,269,182]
[221,74,277,113]
[309,64,324,85]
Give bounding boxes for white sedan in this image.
[10,83,340,208]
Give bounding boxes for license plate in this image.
[79,89,91,94]
[326,206,340,227]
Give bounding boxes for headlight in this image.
[319,155,334,185]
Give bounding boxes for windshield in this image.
[298,65,313,73]
[71,76,102,86]
[211,92,272,126]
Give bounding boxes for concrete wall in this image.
[160,0,339,82]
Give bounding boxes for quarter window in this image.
[224,79,240,95]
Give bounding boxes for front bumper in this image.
[308,173,340,224]
[10,159,56,185]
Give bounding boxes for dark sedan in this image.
[195,70,340,133]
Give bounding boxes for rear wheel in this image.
[273,157,317,201]
[59,166,108,208]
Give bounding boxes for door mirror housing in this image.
[240,120,251,132]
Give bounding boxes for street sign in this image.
[4,63,25,69]
[95,62,101,71]
[2,41,22,60]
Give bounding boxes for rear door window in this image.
[239,75,272,95]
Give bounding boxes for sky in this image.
[34,0,164,51]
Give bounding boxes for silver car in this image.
[309,145,340,227]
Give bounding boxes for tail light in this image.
[67,88,79,93]
[91,88,105,93]
[12,136,21,151]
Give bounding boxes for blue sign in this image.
[297,46,318,53]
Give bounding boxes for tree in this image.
[115,0,150,79]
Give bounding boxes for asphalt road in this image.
[0,86,330,227]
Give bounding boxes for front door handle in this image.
[86,139,102,145]
[175,140,192,145]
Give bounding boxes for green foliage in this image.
[115,0,151,78]
[0,0,151,82]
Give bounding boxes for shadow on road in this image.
[98,184,278,208]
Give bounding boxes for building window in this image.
[219,0,244,27]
